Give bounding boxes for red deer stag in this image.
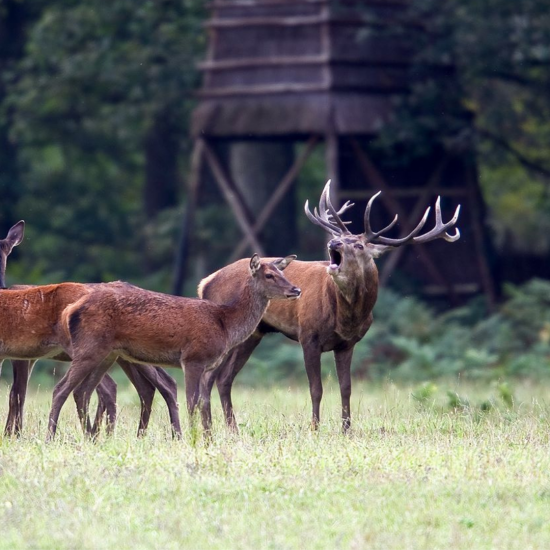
[0,221,181,437]
[199,181,460,432]
[46,254,301,439]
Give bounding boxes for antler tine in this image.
[363,191,399,241]
[304,200,341,236]
[304,180,352,237]
[337,200,355,217]
[321,181,352,235]
[413,198,461,244]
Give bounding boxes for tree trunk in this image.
[229,140,296,256]
[143,111,180,219]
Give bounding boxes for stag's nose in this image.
[329,240,342,249]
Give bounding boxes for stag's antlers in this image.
[305,180,461,246]
[304,180,354,236]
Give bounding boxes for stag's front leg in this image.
[5,360,34,436]
[302,339,323,429]
[334,347,354,432]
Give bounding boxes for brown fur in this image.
[0,222,181,437]
[46,255,301,439]
[200,243,379,432]
[200,181,460,432]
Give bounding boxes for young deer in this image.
[46,254,301,439]
[0,221,181,437]
[200,180,460,432]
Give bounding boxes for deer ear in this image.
[272,255,297,271]
[6,221,25,250]
[249,253,261,276]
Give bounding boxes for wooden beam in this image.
[205,15,408,29]
[203,141,266,256]
[342,187,469,199]
[230,136,319,261]
[196,81,408,98]
[377,153,452,289]
[198,56,410,72]
[207,0,408,8]
[172,139,205,295]
[465,163,497,308]
[349,138,455,299]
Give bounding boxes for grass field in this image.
[1,377,550,549]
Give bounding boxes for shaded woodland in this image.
[0,0,549,294]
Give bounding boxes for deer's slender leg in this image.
[199,363,224,436]
[48,353,114,441]
[302,340,323,429]
[73,360,117,438]
[216,331,264,432]
[334,347,354,432]
[74,372,117,436]
[139,366,182,439]
[116,359,156,437]
[5,360,35,436]
[183,362,203,436]
[93,374,117,435]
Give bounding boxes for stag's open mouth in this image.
[328,247,342,274]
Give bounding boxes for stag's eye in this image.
[265,273,274,279]
[354,244,364,250]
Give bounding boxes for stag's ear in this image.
[249,253,262,276]
[6,220,25,250]
[272,255,297,271]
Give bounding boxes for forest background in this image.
[0,0,549,386]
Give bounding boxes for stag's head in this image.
[0,221,25,289]
[305,181,460,286]
[249,254,302,300]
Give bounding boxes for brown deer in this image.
[0,221,181,437]
[199,181,460,432]
[46,254,301,439]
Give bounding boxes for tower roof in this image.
[192,0,412,138]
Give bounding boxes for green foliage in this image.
[2,0,206,287]
[225,279,550,386]
[411,381,438,404]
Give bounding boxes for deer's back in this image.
[0,282,90,359]
[200,259,342,344]
[67,286,229,368]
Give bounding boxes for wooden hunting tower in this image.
[174,0,495,305]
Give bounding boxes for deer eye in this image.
[265,273,274,279]
[354,244,364,250]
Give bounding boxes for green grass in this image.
[1,378,550,549]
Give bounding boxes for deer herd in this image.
[0,181,460,440]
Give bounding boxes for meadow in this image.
[1,377,550,550]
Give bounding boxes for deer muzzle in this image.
[286,287,301,299]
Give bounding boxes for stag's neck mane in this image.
[219,276,271,350]
[332,259,379,340]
